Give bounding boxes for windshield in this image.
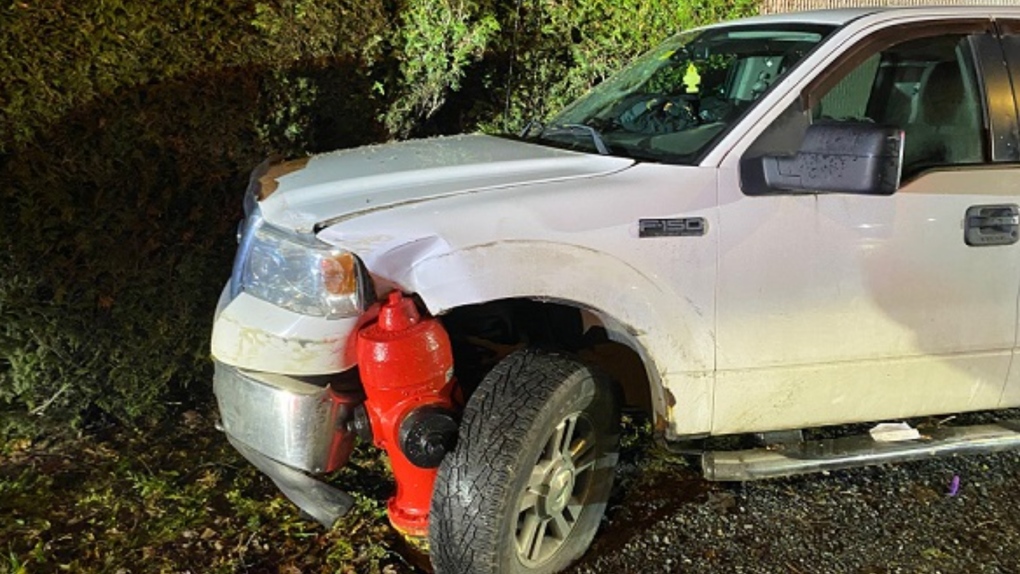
[525,24,835,163]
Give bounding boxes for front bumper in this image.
[213,361,362,474]
[213,361,366,527]
[227,434,356,528]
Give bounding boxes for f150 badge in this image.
[639,217,707,238]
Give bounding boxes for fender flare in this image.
[402,239,709,431]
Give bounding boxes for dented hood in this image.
[257,134,634,232]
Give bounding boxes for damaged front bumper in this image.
[210,287,363,375]
[213,361,364,526]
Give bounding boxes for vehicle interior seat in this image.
[901,60,983,173]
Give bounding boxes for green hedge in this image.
[473,0,760,133]
[0,0,757,428]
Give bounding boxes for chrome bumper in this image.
[227,434,356,527]
[213,361,362,474]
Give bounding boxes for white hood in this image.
[257,134,634,232]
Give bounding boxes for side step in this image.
[702,420,1020,481]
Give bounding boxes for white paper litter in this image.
[869,422,921,443]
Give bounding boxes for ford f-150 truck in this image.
[212,7,1020,573]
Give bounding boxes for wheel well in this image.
[440,299,652,414]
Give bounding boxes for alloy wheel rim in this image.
[515,411,597,566]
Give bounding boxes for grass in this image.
[0,406,415,574]
[0,402,675,574]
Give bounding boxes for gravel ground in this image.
[568,425,1020,573]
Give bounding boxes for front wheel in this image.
[429,350,620,574]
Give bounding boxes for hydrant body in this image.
[356,292,458,537]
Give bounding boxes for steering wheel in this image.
[617,94,699,135]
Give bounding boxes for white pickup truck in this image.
[212,6,1020,574]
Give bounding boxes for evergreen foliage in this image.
[0,0,757,427]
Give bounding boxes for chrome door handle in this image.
[965,204,1020,246]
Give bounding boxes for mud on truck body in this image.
[212,7,1020,573]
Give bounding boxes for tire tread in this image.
[430,350,614,574]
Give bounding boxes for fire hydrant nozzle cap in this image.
[378,291,420,332]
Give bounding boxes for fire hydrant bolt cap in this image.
[378,292,420,332]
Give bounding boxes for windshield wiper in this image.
[520,119,543,138]
[540,123,610,155]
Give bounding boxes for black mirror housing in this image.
[745,122,904,195]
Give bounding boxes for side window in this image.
[815,54,880,121]
[743,30,988,193]
[821,35,984,173]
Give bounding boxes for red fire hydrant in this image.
[356,291,459,537]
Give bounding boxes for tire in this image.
[430,349,620,574]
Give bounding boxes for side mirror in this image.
[750,122,904,195]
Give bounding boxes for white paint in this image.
[258,134,633,233]
[707,9,1020,434]
[317,163,721,435]
[211,288,367,374]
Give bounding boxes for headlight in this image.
[239,219,366,318]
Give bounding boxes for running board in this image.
[702,420,1020,481]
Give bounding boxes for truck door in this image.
[713,20,1020,434]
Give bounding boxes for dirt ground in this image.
[573,448,1020,573]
